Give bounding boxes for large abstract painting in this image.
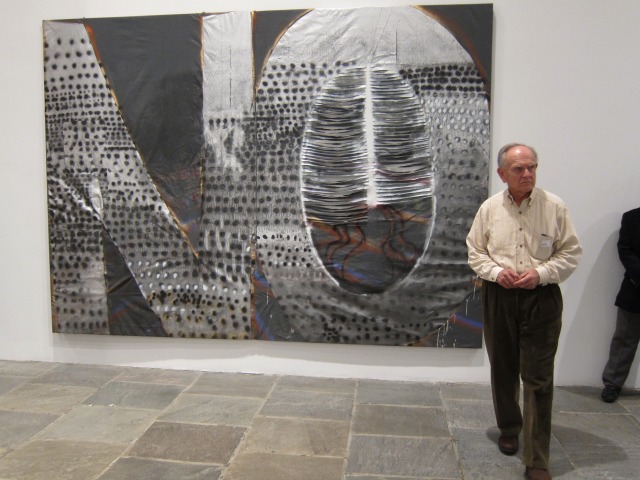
[43,5,492,347]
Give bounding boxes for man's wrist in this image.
[490,266,503,283]
[535,266,550,286]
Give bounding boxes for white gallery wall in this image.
[1,0,639,387]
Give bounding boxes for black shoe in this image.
[525,466,552,480]
[601,384,620,403]
[498,435,519,455]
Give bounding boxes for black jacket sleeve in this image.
[618,209,640,287]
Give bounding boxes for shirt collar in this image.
[504,187,537,207]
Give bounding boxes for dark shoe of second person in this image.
[498,434,519,455]
[601,384,620,403]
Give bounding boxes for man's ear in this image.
[497,167,506,183]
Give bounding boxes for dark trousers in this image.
[482,281,563,469]
[602,308,640,389]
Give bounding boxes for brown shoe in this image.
[497,435,519,455]
[525,466,551,480]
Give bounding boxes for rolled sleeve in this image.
[466,200,503,282]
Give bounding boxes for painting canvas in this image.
[43,5,492,347]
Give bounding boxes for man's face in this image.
[497,146,537,200]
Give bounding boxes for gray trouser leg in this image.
[602,308,640,388]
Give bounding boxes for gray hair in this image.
[497,143,538,168]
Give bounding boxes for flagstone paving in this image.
[0,359,639,479]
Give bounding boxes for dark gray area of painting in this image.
[424,4,493,94]
[252,9,309,86]
[102,231,166,336]
[86,15,204,243]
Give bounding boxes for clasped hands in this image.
[496,269,540,289]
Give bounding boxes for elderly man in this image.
[466,143,582,480]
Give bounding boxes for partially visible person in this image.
[601,207,640,403]
[467,143,582,480]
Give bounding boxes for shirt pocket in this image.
[533,232,553,260]
[488,227,515,258]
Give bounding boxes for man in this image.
[601,207,640,403]
[466,143,582,480]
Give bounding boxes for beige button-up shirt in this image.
[466,188,582,285]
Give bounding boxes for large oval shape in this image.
[301,66,434,294]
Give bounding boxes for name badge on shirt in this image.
[534,233,553,260]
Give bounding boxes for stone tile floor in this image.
[0,359,639,479]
